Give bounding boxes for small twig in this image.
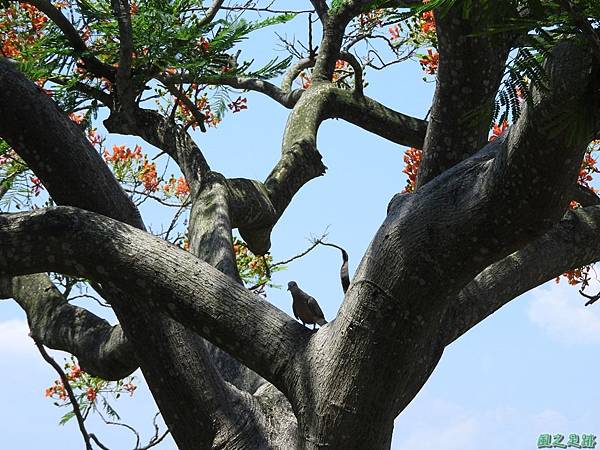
[308,13,315,59]
[123,187,190,208]
[139,430,170,450]
[579,288,600,306]
[269,231,350,293]
[90,434,111,450]
[163,203,188,241]
[270,233,329,268]
[33,339,93,450]
[68,293,112,308]
[138,413,170,450]
[98,409,141,449]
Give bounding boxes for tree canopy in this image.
[1,0,600,449]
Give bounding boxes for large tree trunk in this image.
[1,1,600,448]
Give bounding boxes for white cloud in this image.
[527,282,600,345]
[0,319,35,355]
[392,396,581,450]
[393,415,478,450]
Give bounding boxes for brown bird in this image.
[288,281,327,329]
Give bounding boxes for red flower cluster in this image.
[176,94,220,129]
[103,144,143,162]
[389,24,400,41]
[30,176,44,196]
[556,265,591,287]
[139,159,159,192]
[163,175,190,199]
[419,49,439,75]
[300,71,312,89]
[196,36,210,52]
[420,10,435,34]
[87,128,103,149]
[489,120,508,141]
[86,387,97,401]
[578,152,599,188]
[45,381,67,400]
[0,4,47,59]
[402,147,422,193]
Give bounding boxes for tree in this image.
[1,0,600,448]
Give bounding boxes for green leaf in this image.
[59,411,76,426]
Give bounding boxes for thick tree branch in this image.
[329,87,427,147]
[281,57,315,93]
[197,0,224,27]
[226,84,426,254]
[0,273,136,380]
[0,207,309,396]
[309,0,328,23]
[293,39,600,448]
[0,61,263,449]
[416,6,513,188]
[188,175,241,282]
[104,108,211,193]
[167,72,304,109]
[444,205,600,344]
[111,0,136,108]
[573,183,600,207]
[0,58,142,228]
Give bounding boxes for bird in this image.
[287,281,327,330]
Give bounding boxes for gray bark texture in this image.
[1,1,600,449]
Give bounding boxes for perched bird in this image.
[288,281,327,330]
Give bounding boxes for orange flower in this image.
[103,144,142,162]
[175,176,189,198]
[196,37,210,52]
[420,10,435,34]
[123,382,137,395]
[401,147,422,193]
[489,120,508,141]
[419,49,439,75]
[45,382,66,400]
[86,387,97,401]
[577,152,599,187]
[139,159,159,192]
[87,129,103,148]
[68,112,84,124]
[556,265,591,288]
[67,364,83,381]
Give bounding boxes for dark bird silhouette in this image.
[288,281,327,329]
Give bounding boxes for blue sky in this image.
[2,4,600,449]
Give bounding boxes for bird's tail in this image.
[317,318,327,326]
